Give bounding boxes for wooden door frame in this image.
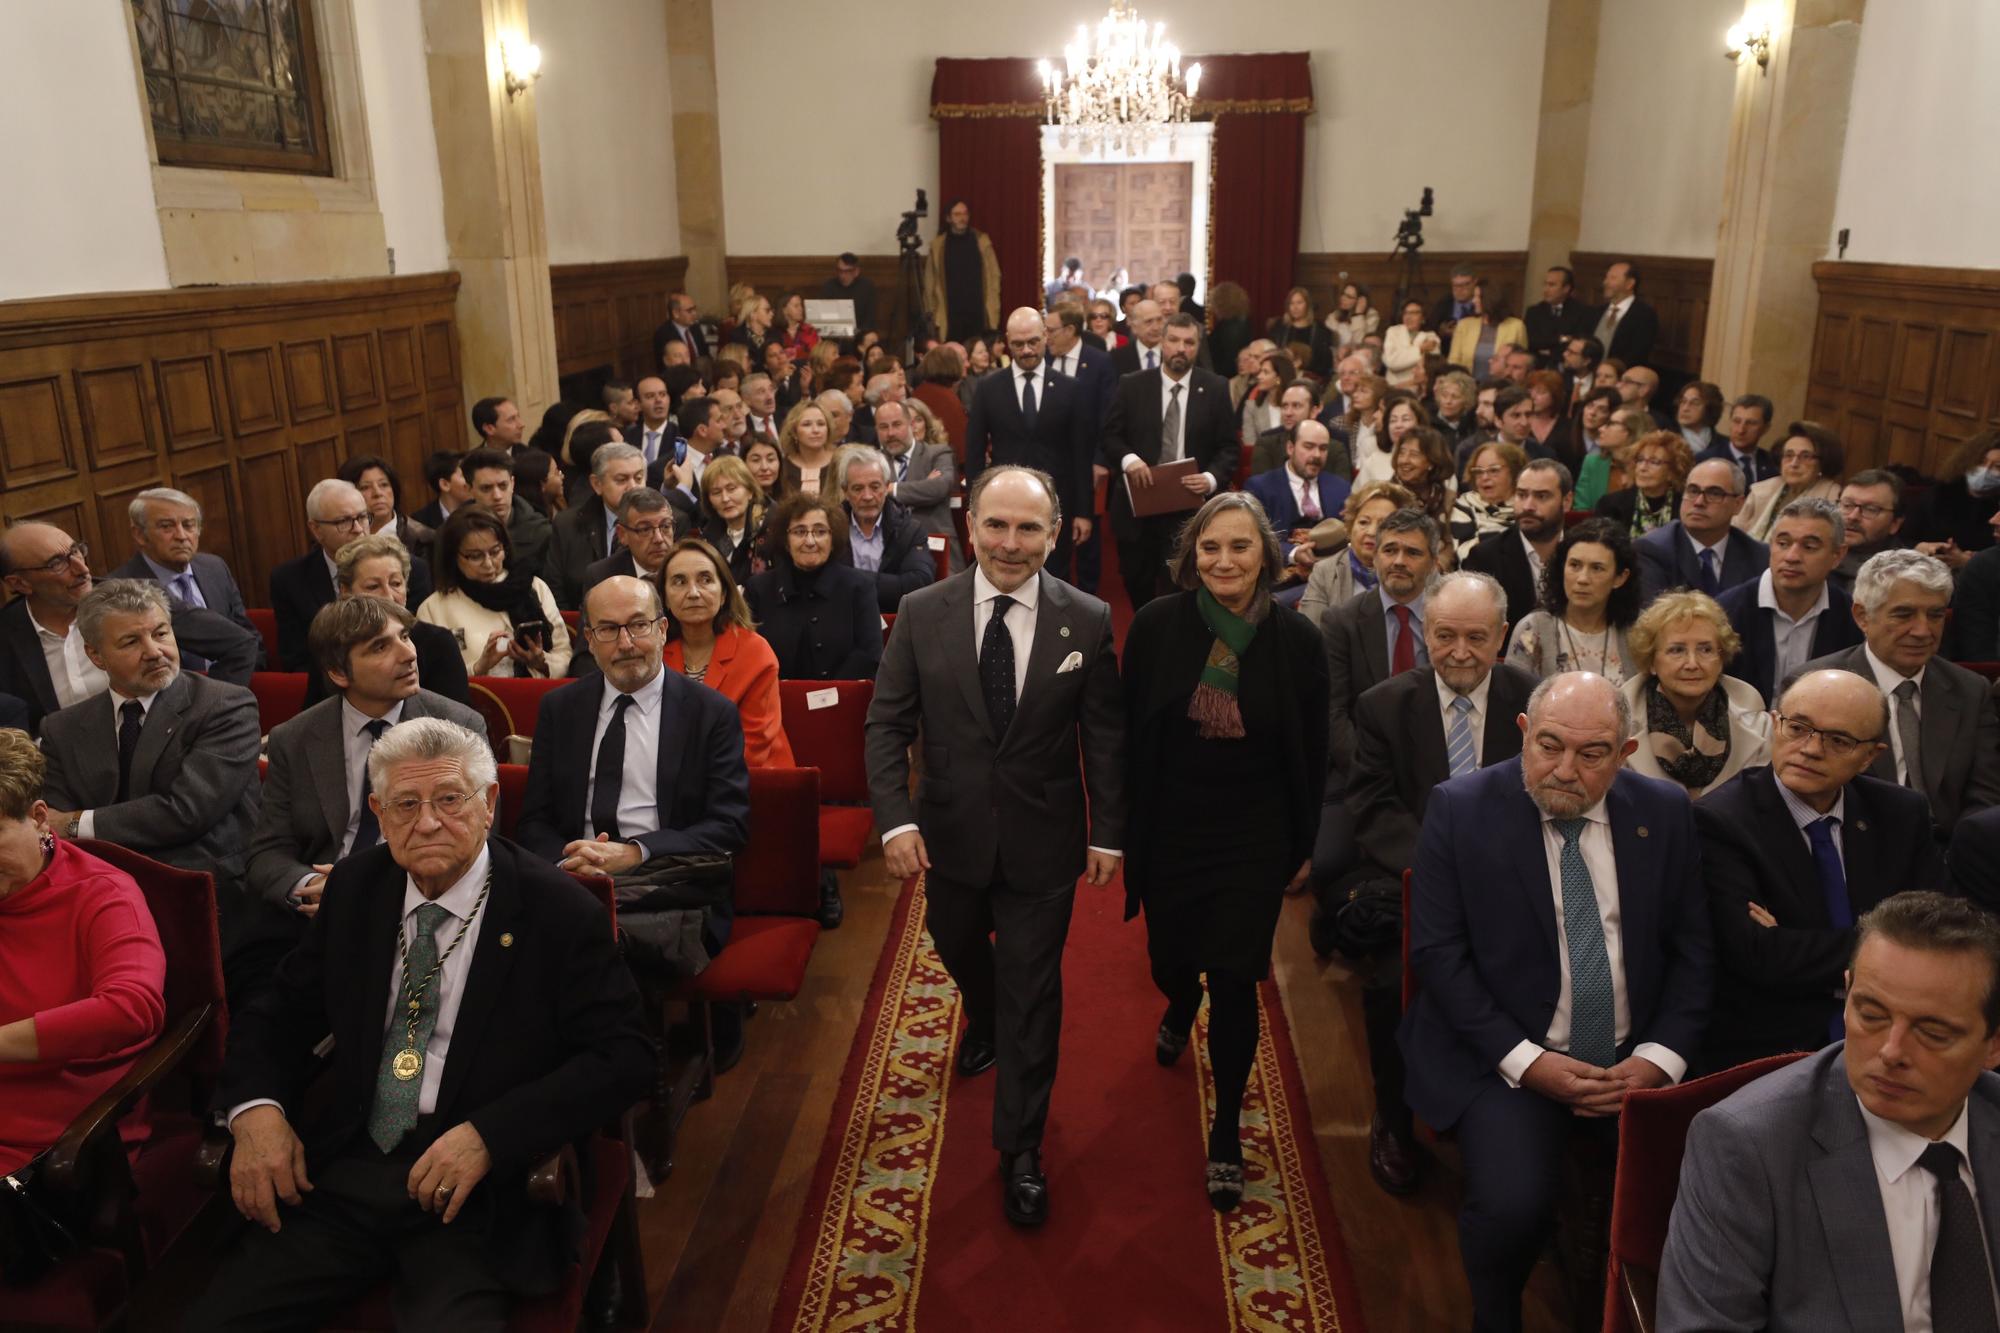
[1040,123,1213,304]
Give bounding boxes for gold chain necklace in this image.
[389,869,492,1082]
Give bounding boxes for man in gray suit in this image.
[876,398,961,572]
[1659,891,2000,1331]
[1803,547,2000,838]
[110,486,265,669]
[248,596,486,917]
[865,465,1124,1229]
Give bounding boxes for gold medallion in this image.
[392,1047,422,1081]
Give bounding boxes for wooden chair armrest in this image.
[42,1004,214,1195]
[1621,1259,1658,1333]
[526,1143,578,1207]
[195,1125,234,1192]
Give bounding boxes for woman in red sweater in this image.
[658,538,797,769]
[0,729,167,1177]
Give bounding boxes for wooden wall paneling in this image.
[0,371,79,488]
[722,255,904,352]
[283,339,336,424]
[296,434,344,501]
[1938,327,1988,419]
[332,332,381,412]
[420,320,457,392]
[175,461,243,574]
[380,326,419,401]
[387,410,428,491]
[222,344,286,436]
[549,257,692,383]
[236,449,303,595]
[76,362,157,470]
[154,353,225,453]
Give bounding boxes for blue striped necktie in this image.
[1445,693,1477,777]
[1551,817,1617,1068]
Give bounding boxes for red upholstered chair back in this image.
[778,679,873,804]
[569,870,616,933]
[1962,661,2000,683]
[247,608,280,664]
[73,839,227,1078]
[496,762,529,841]
[249,671,309,734]
[735,767,822,916]
[469,675,568,740]
[1602,1050,1810,1331]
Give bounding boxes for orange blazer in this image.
[663,625,796,769]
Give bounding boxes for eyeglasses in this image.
[585,617,665,645]
[618,520,674,539]
[1841,501,1892,520]
[1658,641,1721,661]
[1469,465,1509,479]
[1683,485,1736,503]
[457,546,505,567]
[24,541,89,575]
[788,525,833,540]
[314,512,370,532]
[379,791,480,824]
[1779,449,1819,464]
[1772,713,1875,758]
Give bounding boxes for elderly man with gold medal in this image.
[190,718,653,1330]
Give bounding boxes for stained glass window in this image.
[132,0,333,176]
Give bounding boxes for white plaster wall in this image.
[354,0,449,274]
[0,0,169,298]
[711,0,1548,256]
[1574,0,1741,257]
[527,0,680,263]
[1830,2,1999,268]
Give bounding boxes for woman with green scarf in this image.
[1119,493,1328,1213]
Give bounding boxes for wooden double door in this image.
[1052,162,1193,291]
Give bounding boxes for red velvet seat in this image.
[496,762,529,841]
[1602,1051,1808,1333]
[778,679,875,868]
[248,671,309,734]
[469,675,569,740]
[247,607,280,665]
[1962,660,2000,683]
[881,611,896,645]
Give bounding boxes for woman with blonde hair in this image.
[699,454,771,584]
[728,291,778,359]
[1734,421,1844,541]
[1450,440,1526,557]
[779,399,838,496]
[1619,589,1769,797]
[904,395,950,455]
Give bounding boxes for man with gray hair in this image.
[271,477,435,672]
[1803,547,2000,837]
[581,488,678,602]
[1339,570,1539,1195]
[547,440,648,611]
[815,389,854,446]
[874,397,961,573]
[111,485,263,667]
[839,444,937,614]
[1719,495,1864,702]
[1402,670,1713,1331]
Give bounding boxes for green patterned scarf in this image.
[1189,586,1263,739]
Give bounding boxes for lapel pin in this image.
[1637,826,1649,838]
[500,932,514,948]
[1060,625,1071,638]
[1854,820,1868,833]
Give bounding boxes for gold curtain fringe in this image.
[931,96,1314,120]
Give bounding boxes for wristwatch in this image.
[66,813,82,839]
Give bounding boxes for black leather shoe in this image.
[955,1032,997,1078]
[1368,1116,1422,1196]
[1001,1149,1047,1227]
[1155,1009,1192,1067]
[817,876,844,930]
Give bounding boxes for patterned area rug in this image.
[769,875,1367,1332]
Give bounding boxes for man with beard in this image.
[1463,458,1574,628]
[1401,671,1713,1333]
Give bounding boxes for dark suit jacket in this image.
[1602,296,1661,367]
[1635,521,1769,606]
[865,568,1124,892]
[1593,485,1679,535]
[1801,643,2000,837]
[1462,528,1544,627]
[742,561,882,681]
[40,671,262,890]
[301,620,469,710]
[1399,759,1714,1128]
[1346,664,1537,877]
[1050,342,1117,433]
[1110,339,1159,378]
[1949,804,2000,913]
[1658,1045,2000,1333]
[270,548,434,673]
[0,692,26,732]
[1523,299,1599,366]
[1320,587,1408,779]
[849,500,937,614]
[651,318,710,368]
[1694,766,1944,1067]
[514,668,750,938]
[545,496,616,611]
[962,364,1096,530]
[505,503,554,586]
[1694,439,1781,488]
[110,550,264,667]
[0,596,258,735]
[1099,366,1238,539]
[246,689,487,908]
[1243,468,1351,565]
[1716,577,1865,703]
[213,837,653,1295]
[581,547,643,604]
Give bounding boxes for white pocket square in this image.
[1056,650,1085,674]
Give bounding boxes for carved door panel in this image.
[1053,162,1193,291]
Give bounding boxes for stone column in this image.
[666,0,727,311]
[1524,0,1603,295]
[418,0,559,426]
[1704,0,1866,420]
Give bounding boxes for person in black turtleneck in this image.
[741,491,881,681]
[922,199,1000,345]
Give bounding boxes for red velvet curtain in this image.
[931,53,1313,330]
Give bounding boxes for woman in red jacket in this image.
[658,538,796,769]
[0,728,166,1179]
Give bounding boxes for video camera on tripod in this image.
[1392,186,1434,256]
[896,189,932,355]
[896,189,929,254]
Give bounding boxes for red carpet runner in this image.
[769,874,1368,1332]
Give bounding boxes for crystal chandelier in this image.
[1037,1,1202,156]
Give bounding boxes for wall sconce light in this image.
[501,34,542,100]
[1723,11,1774,72]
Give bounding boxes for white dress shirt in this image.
[1120,368,1219,491]
[1863,644,1926,785]
[1521,529,1546,590]
[1497,800,1687,1086]
[77,686,158,840]
[1051,347,1081,379]
[1435,670,1493,767]
[1286,465,1320,518]
[585,666,666,842]
[1138,342,1161,372]
[1777,778,1845,862]
[1859,1096,1994,1333]
[1756,569,1830,690]
[1013,363,1044,415]
[30,607,108,709]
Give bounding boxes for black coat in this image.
[848,500,937,614]
[212,838,654,1295]
[1694,766,1944,1068]
[1523,299,1599,367]
[1949,804,2000,913]
[1461,528,1544,628]
[1716,576,1864,704]
[1602,297,1661,367]
[962,364,1096,530]
[1119,592,1327,918]
[545,496,617,611]
[1099,367,1239,539]
[743,561,882,681]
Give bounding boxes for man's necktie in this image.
[1551,817,1618,1069]
[980,595,1017,738]
[1806,814,1849,1042]
[1697,548,1720,595]
[1894,679,1924,789]
[1021,373,1038,432]
[1445,694,1478,777]
[591,694,635,840]
[115,700,144,803]
[683,326,697,355]
[645,429,661,464]
[368,902,453,1152]
[351,718,390,852]
[1301,481,1321,521]
[1162,383,1182,463]
[1391,604,1416,675]
[1920,1142,2000,1333]
[172,573,211,671]
[1596,305,1621,346]
[1145,348,1158,371]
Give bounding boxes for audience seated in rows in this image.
[1635,458,1769,605]
[657,538,793,769]
[697,456,770,586]
[112,486,264,671]
[412,447,473,531]
[1693,392,1778,488]
[547,438,647,611]
[461,447,552,587]
[873,397,960,573]
[1908,429,2000,569]
[1734,420,1842,542]
[417,506,572,679]
[744,492,882,682]
[1463,458,1574,628]
[1835,467,1909,583]
[303,534,469,708]
[1716,497,1863,703]
[836,445,937,614]
[1595,428,1690,538]
[584,487,680,600]
[339,453,436,558]
[271,479,435,673]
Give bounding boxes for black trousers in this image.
[188,1139,514,1332]
[1114,515,1180,612]
[925,869,1078,1155]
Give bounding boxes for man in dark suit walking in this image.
[1401,672,1713,1332]
[964,308,1098,582]
[1635,459,1770,606]
[190,716,653,1329]
[112,485,264,668]
[1803,548,2000,838]
[1592,259,1660,368]
[1463,458,1573,627]
[1694,669,1945,1071]
[1718,497,1864,702]
[1043,303,1117,595]
[1102,312,1238,609]
[864,466,1125,1228]
[1522,265,1599,369]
